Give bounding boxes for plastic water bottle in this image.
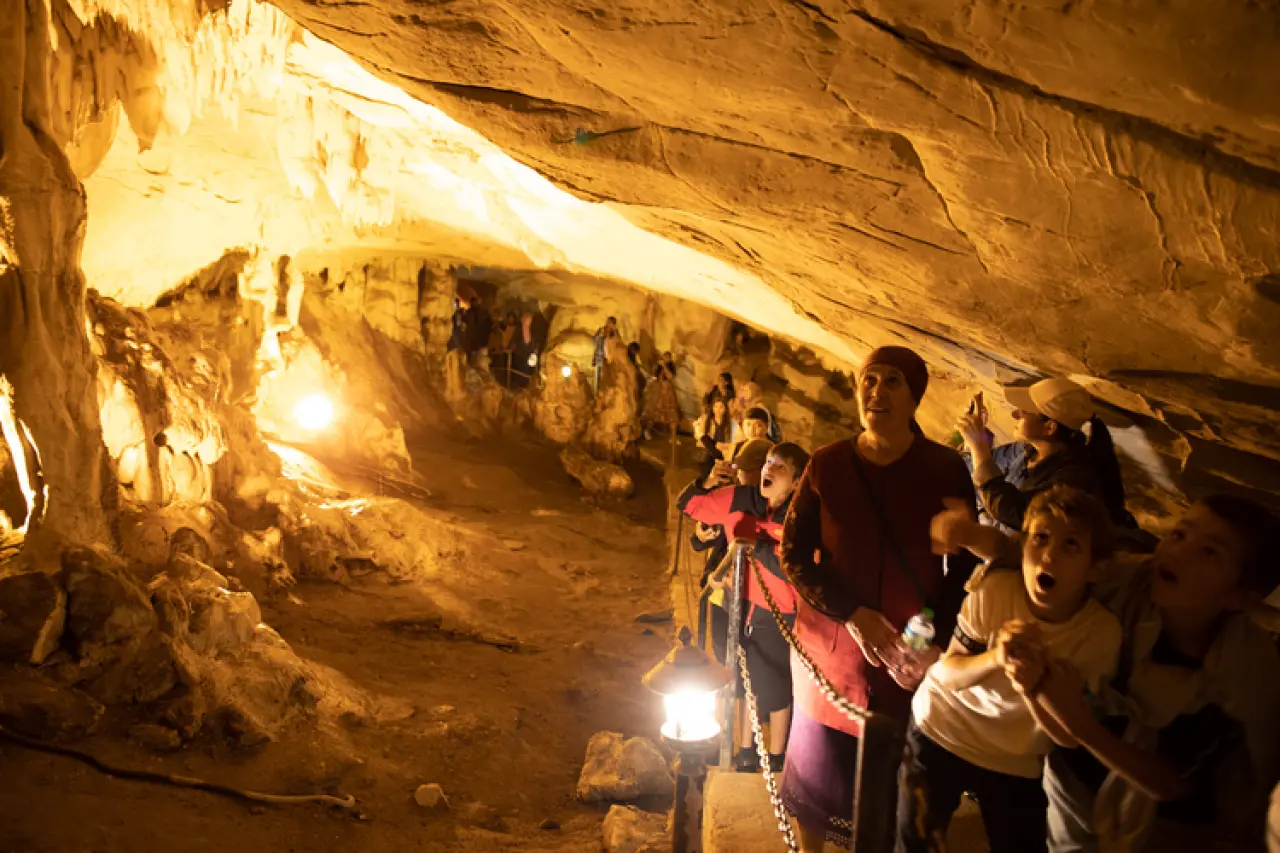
[902,608,936,652]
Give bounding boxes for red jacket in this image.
[677,480,797,615]
[781,437,976,736]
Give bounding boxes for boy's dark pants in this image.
[896,722,1048,853]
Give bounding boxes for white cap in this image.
[1003,378,1094,432]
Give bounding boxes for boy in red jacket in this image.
[678,440,811,772]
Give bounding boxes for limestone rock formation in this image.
[602,804,670,853]
[576,731,675,803]
[261,0,1280,507]
[560,445,634,500]
[0,571,67,664]
[530,354,594,445]
[0,667,105,742]
[3,0,1270,515]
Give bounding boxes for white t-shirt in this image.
[912,571,1122,778]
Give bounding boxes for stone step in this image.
[702,768,990,852]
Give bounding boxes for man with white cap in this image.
[957,377,1132,533]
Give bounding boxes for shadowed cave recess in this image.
[0,0,1278,850]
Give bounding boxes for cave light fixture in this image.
[643,626,732,852]
[292,393,336,432]
[560,364,573,378]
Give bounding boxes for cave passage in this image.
[2,0,1279,851]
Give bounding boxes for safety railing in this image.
[708,538,903,853]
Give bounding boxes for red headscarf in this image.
[861,346,929,402]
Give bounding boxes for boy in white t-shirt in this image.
[896,485,1123,853]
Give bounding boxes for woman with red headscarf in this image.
[779,346,978,852]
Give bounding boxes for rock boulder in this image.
[560,446,634,499]
[0,667,104,741]
[0,571,67,664]
[577,731,675,803]
[602,805,670,853]
[62,548,157,648]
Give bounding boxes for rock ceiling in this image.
[30,0,1280,501]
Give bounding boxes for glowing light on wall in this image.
[0,377,42,535]
[561,365,573,378]
[293,393,335,431]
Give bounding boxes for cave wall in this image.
[0,0,110,546]
[4,0,1278,548]
[264,0,1280,507]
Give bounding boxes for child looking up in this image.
[898,486,1123,853]
[677,441,811,773]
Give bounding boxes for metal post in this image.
[671,751,709,853]
[718,540,749,769]
[852,713,904,853]
[669,420,677,470]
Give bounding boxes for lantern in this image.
[643,626,733,853]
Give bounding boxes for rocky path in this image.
[0,431,674,852]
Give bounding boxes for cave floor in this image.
[0,430,675,852]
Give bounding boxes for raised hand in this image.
[955,411,992,454]
[930,497,977,555]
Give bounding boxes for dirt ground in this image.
[0,429,676,853]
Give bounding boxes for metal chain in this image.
[743,547,871,723]
[737,643,800,853]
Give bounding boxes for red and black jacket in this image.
[676,479,798,615]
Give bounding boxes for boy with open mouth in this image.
[932,491,1280,851]
[677,440,811,773]
[898,485,1123,853]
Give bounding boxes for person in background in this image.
[899,486,1122,853]
[592,316,619,391]
[733,381,782,442]
[696,397,739,467]
[509,313,540,390]
[465,294,492,367]
[956,378,1136,534]
[740,407,772,442]
[693,518,730,663]
[643,354,680,440]
[705,371,737,410]
[500,311,518,348]
[678,442,811,774]
[780,346,978,853]
[447,296,469,353]
[487,311,511,383]
[933,493,1280,852]
[627,341,647,410]
[692,440,772,664]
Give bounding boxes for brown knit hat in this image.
[730,438,773,475]
[861,346,929,402]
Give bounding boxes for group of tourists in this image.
[446,295,545,389]
[591,316,684,439]
[676,344,1280,853]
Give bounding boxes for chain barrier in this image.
[737,642,800,853]
[732,542,871,724]
[721,542,874,851]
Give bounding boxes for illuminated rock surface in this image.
[2,0,1274,514]
[0,1,1277,850]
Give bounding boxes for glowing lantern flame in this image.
[661,689,721,743]
[293,393,335,431]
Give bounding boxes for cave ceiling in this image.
[44,0,1280,498]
